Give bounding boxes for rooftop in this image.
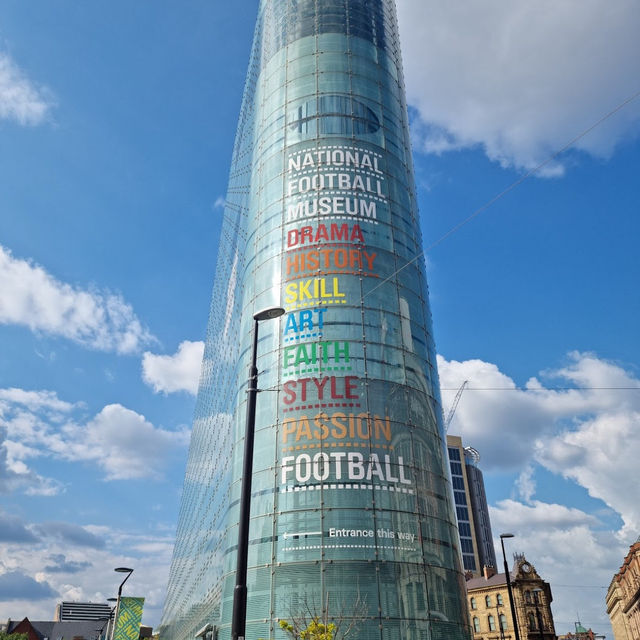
[466,571,510,589]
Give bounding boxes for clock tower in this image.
[466,554,558,640]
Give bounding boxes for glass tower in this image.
[464,447,497,573]
[446,436,481,575]
[160,1,471,639]
[446,435,498,577]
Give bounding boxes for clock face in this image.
[521,562,532,573]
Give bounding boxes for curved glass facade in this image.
[160,1,470,639]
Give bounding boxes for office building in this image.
[54,602,113,622]
[446,436,497,576]
[464,447,497,573]
[160,1,470,639]
[446,435,482,574]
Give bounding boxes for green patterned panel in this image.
[114,597,145,640]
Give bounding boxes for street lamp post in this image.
[115,566,134,596]
[111,567,134,640]
[533,588,544,640]
[500,534,521,640]
[231,306,285,640]
[106,598,117,640]
[95,615,113,640]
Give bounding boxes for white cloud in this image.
[0,426,62,496]
[538,410,640,538]
[0,245,155,354]
[0,388,190,485]
[397,0,640,173]
[489,500,622,633]
[0,518,174,626]
[58,404,190,480]
[0,52,53,125]
[0,388,76,413]
[142,340,204,395]
[515,465,536,504]
[438,352,640,467]
[439,351,640,542]
[490,498,598,532]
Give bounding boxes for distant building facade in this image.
[464,447,497,572]
[447,435,481,574]
[466,555,557,640]
[55,602,113,622]
[447,435,497,576]
[7,617,105,640]
[6,617,150,640]
[557,621,603,639]
[606,539,640,640]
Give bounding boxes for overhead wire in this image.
[260,385,640,392]
[552,584,608,589]
[440,386,640,391]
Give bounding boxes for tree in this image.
[276,592,368,640]
[0,633,29,640]
[279,619,336,640]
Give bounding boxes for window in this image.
[454,490,468,505]
[528,613,537,630]
[288,95,380,136]
[473,617,480,633]
[488,615,496,631]
[499,614,507,631]
[416,582,425,610]
[525,590,532,603]
[456,505,469,520]
[470,597,476,610]
[496,593,503,606]
[460,538,474,554]
[485,595,492,607]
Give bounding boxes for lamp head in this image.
[114,567,133,573]
[254,306,285,321]
[500,533,515,539]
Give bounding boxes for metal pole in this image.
[231,317,259,640]
[106,598,117,640]
[111,568,133,640]
[500,535,521,640]
[231,307,284,640]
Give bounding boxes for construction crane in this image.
[444,380,468,432]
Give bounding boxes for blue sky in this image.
[1,0,639,635]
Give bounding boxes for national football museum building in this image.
[160,1,471,639]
